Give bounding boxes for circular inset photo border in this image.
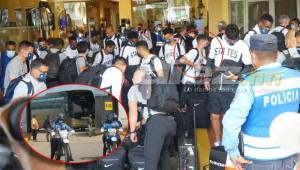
[18,84,129,165]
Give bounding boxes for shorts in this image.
[208,90,235,114]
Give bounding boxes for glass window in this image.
[132,0,190,27]
[248,1,269,29]
[275,0,297,25]
[0,9,9,27]
[64,2,87,28]
[230,0,244,34]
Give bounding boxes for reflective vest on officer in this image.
[242,65,300,161]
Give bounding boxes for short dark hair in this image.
[135,41,149,49]
[68,36,77,42]
[77,41,90,53]
[18,41,33,50]
[295,30,300,37]
[38,37,47,43]
[31,58,46,70]
[91,31,99,38]
[127,31,139,39]
[105,40,116,48]
[260,13,274,24]
[5,41,16,47]
[196,34,209,42]
[112,56,127,65]
[225,24,240,40]
[163,28,174,35]
[53,38,64,47]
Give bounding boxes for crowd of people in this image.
[0,13,300,170]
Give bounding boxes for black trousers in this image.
[32,129,38,140]
[144,115,176,170]
[50,138,61,159]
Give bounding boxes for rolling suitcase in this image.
[128,146,145,170]
[178,138,197,170]
[178,84,203,170]
[98,146,126,170]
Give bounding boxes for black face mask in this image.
[70,46,77,50]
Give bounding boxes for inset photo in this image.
[19,84,128,164]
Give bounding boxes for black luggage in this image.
[178,138,198,170]
[128,146,145,170]
[185,84,210,129]
[98,146,127,170]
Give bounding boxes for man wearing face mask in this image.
[64,36,78,59]
[0,41,16,92]
[12,59,48,99]
[3,41,32,93]
[222,34,300,170]
[36,37,49,60]
[243,14,274,47]
[159,28,185,68]
[205,24,252,147]
[151,24,164,55]
[93,40,115,67]
[75,41,90,75]
[104,26,123,57]
[88,31,101,59]
[289,18,300,31]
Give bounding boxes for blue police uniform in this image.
[223,34,300,169]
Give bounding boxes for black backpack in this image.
[44,51,61,79]
[4,75,33,104]
[143,77,179,115]
[75,64,107,87]
[241,29,257,40]
[58,57,81,84]
[271,27,287,52]
[140,56,180,114]
[88,50,104,65]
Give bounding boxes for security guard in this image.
[222,34,300,170]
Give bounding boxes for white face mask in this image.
[6,50,16,58]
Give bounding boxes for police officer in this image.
[128,69,176,170]
[222,34,300,170]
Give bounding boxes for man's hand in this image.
[204,81,210,91]
[232,156,253,170]
[224,71,238,81]
[130,132,138,143]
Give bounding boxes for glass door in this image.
[246,0,269,30]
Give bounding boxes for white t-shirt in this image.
[104,34,123,56]
[182,48,206,84]
[269,26,288,36]
[121,45,141,66]
[93,50,114,67]
[140,55,163,77]
[208,36,252,67]
[13,73,47,99]
[64,46,79,59]
[100,67,123,101]
[243,24,261,47]
[192,38,198,48]
[159,43,185,66]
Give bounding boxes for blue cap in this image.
[250,34,278,52]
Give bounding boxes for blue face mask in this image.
[6,50,16,58]
[39,46,47,51]
[27,53,34,60]
[165,38,173,44]
[297,47,300,54]
[38,73,47,82]
[260,28,269,34]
